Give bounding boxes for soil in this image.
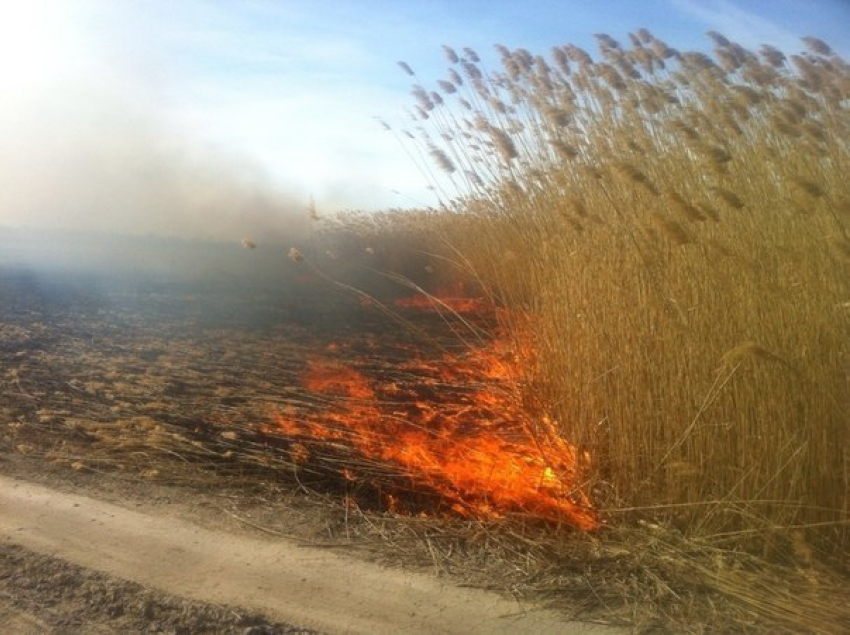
[0,266,616,634]
[0,542,308,635]
[2,472,602,634]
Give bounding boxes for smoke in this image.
[0,2,411,305]
[0,87,308,245]
[0,1,310,247]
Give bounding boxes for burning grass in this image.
[269,315,597,529]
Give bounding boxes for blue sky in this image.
[0,0,847,241]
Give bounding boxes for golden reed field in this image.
[340,29,847,630]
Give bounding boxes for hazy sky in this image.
[0,0,847,242]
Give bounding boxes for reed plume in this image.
[393,30,848,575]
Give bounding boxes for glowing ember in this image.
[393,294,492,314]
[270,310,598,530]
[302,359,375,400]
[393,281,493,314]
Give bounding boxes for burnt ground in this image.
[0,263,554,634]
[0,264,369,633]
[4,260,845,634]
[0,262,499,512]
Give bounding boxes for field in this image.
[1,29,848,633]
[365,29,850,629]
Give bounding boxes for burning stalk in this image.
[266,293,598,530]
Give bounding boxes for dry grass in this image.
[372,29,850,629]
[5,280,845,632]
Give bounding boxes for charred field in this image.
[0,247,583,517]
[0,243,612,627]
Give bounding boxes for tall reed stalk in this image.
[391,30,849,562]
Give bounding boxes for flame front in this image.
[270,295,598,530]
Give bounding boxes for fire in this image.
[392,281,493,314]
[302,359,375,400]
[393,294,492,314]
[268,291,598,530]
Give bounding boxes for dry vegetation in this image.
[4,28,847,633]
[360,29,849,630]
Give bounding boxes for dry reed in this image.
[380,27,849,630]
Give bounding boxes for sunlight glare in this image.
[0,1,89,97]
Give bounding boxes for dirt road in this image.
[0,475,613,634]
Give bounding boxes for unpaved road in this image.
[0,475,612,634]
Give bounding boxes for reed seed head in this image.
[791,177,825,199]
[462,60,483,81]
[412,86,435,111]
[712,187,745,209]
[463,47,481,63]
[651,212,692,245]
[612,161,659,196]
[706,31,731,47]
[437,79,457,94]
[666,189,706,222]
[801,36,834,56]
[552,47,571,75]
[429,144,457,173]
[759,44,787,68]
[288,247,304,263]
[488,125,519,161]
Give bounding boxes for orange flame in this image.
[303,359,375,400]
[270,312,597,530]
[393,281,493,314]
